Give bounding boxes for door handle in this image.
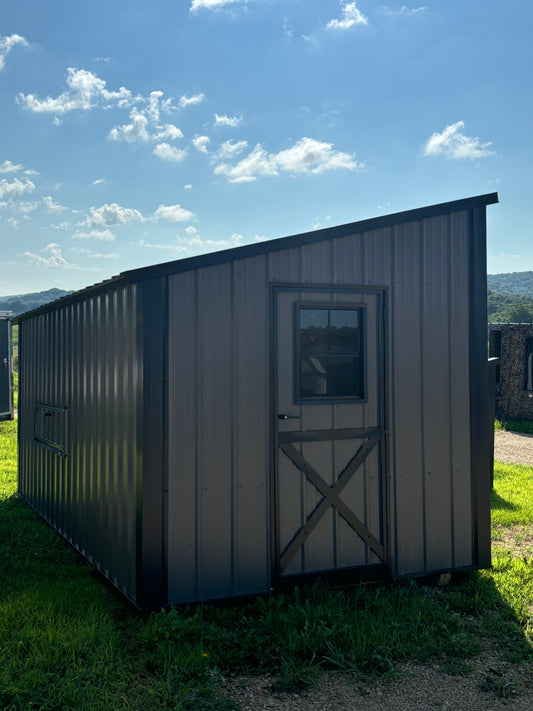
[278,413,300,420]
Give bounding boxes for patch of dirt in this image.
[492,525,533,558]
[221,655,533,710]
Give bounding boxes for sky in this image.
[0,0,531,296]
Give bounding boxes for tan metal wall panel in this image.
[167,257,271,603]
[18,285,139,599]
[232,256,270,591]
[196,264,234,599]
[267,247,302,282]
[390,221,425,574]
[421,216,454,571]
[388,212,472,576]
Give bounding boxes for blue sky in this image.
[0,0,531,295]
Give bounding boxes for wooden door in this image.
[273,286,386,579]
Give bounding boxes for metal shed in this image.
[0,312,13,421]
[16,193,498,610]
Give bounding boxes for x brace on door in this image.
[278,427,384,571]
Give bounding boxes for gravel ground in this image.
[494,429,533,467]
[222,657,533,710]
[220,431,533,710]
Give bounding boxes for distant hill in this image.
[487,271,533,298]
[487,272,533,322]
[0,288,72,316]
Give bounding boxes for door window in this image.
[298,306,364,401]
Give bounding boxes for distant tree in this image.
[487,271,533,297]
[490,301,533,323]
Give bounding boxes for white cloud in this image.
[193,135,210,153]
[51,221,73,230]
[147,90,164,122]
[0,34,28,71]
[327,2,368,31]
[153,143,188,162]
[380,6,427,17]
[92,178,106,185]
[214,139,248,159]
[214,137,364,183]
[18,67,132,115]
[0,177,35,200]
[190,0,244,12]
[0,160,23,174]
[312,215,333,230]
[86,202,143,228]
[42,196,68,213]
[214,113,243,128]
[133,226,244,256]
[176,226,244,253]
[108,108,150,142]
[184,184,193,190]
[153,204,195,222]
[71,247,120,260]
[179,93,205,108]
[423,121,495,160]
[72,230,116,241]
[283,16,294,39]
[108,94,184,144]
[25,243,78,269]
[214,144,276,183]
[15,201,39,214]
[155,124,184,141]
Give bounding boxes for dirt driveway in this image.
[494,429,533,467]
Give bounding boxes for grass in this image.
[1,420,532,709]
[495,418,533,435]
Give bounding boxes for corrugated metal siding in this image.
[167,208,474,597]
[268,213,472,576]
[18,284,139,599]
[389,213,472,575]
[167,257,271,603]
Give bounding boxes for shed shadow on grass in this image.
[491,489,519,511]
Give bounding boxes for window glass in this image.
[299,309,328,353]
[329,309,359,353]
[299,306,363,400]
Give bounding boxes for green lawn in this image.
[0,419,532,709]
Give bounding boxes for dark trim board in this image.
[135,277,169,609]
[468,206,492,569]
[273,564,390,592]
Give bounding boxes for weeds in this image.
[495,419,533,435]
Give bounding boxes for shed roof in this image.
[15,192,498,322]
